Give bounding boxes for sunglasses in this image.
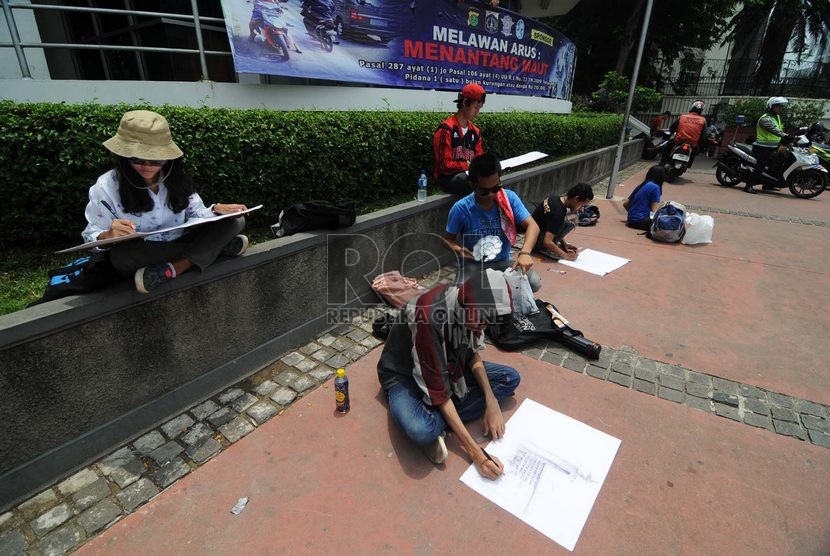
[475,184,503,196]
[127,157,167,167]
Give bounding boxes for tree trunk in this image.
[722,17,766,95]
[615,0,647,75]
[753,8,801,95]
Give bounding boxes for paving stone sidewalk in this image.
[2,226,828,556]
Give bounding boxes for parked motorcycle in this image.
[714,137,828,199]
[804,123,830,173]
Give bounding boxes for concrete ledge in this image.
[0,139,643,511]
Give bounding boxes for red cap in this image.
[460,83,486,101]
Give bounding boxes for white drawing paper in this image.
[557,248,630,276]
[460,399,621,551]
[56,205,263,254]
[500,151,549,171]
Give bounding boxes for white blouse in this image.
[82,169,214,243]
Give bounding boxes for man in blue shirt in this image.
[443,153,541,291]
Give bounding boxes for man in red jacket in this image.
[433,83,486,195]
[661,100,707,167]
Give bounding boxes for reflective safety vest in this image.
[756,113,784,146]
[675,113,706,147]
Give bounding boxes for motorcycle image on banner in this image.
[714,135,828,199]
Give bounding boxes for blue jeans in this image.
[386,362,520,446]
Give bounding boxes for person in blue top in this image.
[443,153,542,291]
[623,165,665,231]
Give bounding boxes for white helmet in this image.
[767,96,788,110]
[689,100,705,114]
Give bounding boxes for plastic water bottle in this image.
[334,367,350,413]
[417,171,428,203]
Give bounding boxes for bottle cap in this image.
[336,368,346,377]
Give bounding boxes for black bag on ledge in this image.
[28,251,120,307]
[485,299,602,360]
[271,199,358,238]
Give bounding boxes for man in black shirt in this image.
[531,183,594,261]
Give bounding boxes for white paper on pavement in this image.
[460,399,621,551]
[557,248,630,276]
[56,205,263,254]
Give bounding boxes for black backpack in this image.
[485,299,602,360]
[28,251,120,307]
[577,205,600,226]
[271,199,358,238]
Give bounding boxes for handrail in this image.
[0,0,228,80]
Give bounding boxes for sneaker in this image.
[424,433,447,464]
[134,263,175,294]
[221,235,249,257]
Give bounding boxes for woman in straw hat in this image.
[82,110,249,293]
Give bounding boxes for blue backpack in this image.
[648,201,686,243]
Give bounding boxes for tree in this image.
[545,0,739,94]
[722,0,830,95]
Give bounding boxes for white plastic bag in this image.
[682,213,714,244]
[502,268,538,316]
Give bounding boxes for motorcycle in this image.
[260,5,293,60]
[302,15,337,51]
[804,123,830,173]
[663,136,694,181]
[714,136,828,199]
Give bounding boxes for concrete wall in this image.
[0,138,643,511]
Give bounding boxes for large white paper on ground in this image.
[557,248,630,276]
[460,399,621,551]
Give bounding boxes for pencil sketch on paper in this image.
[459,398,620,551]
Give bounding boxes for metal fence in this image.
[0,0,232,81]
[654,57,830,99]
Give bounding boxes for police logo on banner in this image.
[500,14,514,37]
[467,9,480,27]
[515,19,525,39]
[485,11,499,34]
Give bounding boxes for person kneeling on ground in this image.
[83,110,249,294]
[443,153,542,291]
[531,182,594,261]
[376,268,520,478]
[623,165,665,231]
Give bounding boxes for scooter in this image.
[714,137,828,199]
[642,129,671,160]
[261,5,293,60]
[663,136,694,181]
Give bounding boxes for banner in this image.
[220,0,576,99]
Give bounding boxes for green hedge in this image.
[0,101,622,248]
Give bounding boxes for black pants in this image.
[747,145,775,188]
[109,217,245,277]
[626,218,651,231]
[437,172,472,195]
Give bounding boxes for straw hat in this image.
[103,110,183,160]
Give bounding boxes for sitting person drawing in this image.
[377,268,519,477]
[623,165,665,231]
[531,182,594,261]
[443,153,541,291]
[83,110,249,294]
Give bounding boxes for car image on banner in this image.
[221,0,576,99]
